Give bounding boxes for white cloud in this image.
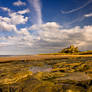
[0,7,29,25]
[0,21,17,32]
[13,0,26,6]
[0,16,11,23]
[19,28,31,36]
[28,22,92,51]
[0,21,92,55]
[29,22,61,31]
[9,13,28,25]
[17,9,30,14]
[0,30,34,48]
[84,13,92,17]
[0,13,28,32]
[0,5,92,55]
[0,6,33,54]
[0,6,31,52]
[0,7,11,12]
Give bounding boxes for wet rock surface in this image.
[0,56,92,92]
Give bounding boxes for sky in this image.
[0,0,92,55]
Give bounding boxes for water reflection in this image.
[30,66,52,73]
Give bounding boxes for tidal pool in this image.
[30,66,52,73]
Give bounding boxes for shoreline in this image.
[0,54,92,62]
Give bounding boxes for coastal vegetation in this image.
[40,45,92,55]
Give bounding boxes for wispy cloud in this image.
[28,0,42,25]
[63,16,85,27]
[13,0,26,6]
[17,9,30,14]
[0,7,11,12]
[61,0,92,14]
[63,13,92,27]
[84,13,92,17]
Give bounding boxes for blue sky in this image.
[0,0,92,55]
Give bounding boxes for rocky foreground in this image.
[0,55,92,92]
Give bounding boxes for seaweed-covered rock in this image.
[87,86,92,92]
[31,81,58,92]
[65,85,85,92]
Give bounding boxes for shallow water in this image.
[30,66,52,73]
[56,72,91,81]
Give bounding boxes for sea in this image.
[0,55,16,57]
